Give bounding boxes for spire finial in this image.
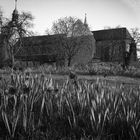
[84,13,88,27]
[15,0,17,10]
[12,0,19,24]
[84,13,87,24]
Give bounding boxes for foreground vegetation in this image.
[3,61,139,78]
[0,71,140,140]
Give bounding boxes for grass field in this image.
[0,72,140,140]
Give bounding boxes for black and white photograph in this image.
[0,0,140,139]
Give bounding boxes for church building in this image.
[14,14,96,67]
[0,0,137,68]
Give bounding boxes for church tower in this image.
[0,11,3,33]
[12,0,19,25]
[84,13,88,28]
[0,0,19,67]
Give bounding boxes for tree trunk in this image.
[68,57,72,67]
[11,48,15,70]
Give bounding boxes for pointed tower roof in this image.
[12,0,19,24]
[84,13,88,28]
[0,11,3,27]
[15,0,17,10]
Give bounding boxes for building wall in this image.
[95,38,137,63]
[71,35,96,65]
[0,37,11,67]
[95,40,126,62]
[93,28,137,64]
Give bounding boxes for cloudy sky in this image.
[0,0,140,35]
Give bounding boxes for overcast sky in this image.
[0,0,140,35]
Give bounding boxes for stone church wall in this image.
[95,40,125,62]
[71,35,96,65]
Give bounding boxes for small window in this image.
[126,43,130,52]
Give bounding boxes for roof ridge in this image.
[23,34,65,39]
[92,27,127,32]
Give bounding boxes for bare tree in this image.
[130,28,140,58]
[51,16,94,66]
[0,7,3,32]
[45,28,53,35]
[130,27,140,45]
[1,11,34,68]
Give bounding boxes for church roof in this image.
[15,34,65,62]
[92,28,133,41]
